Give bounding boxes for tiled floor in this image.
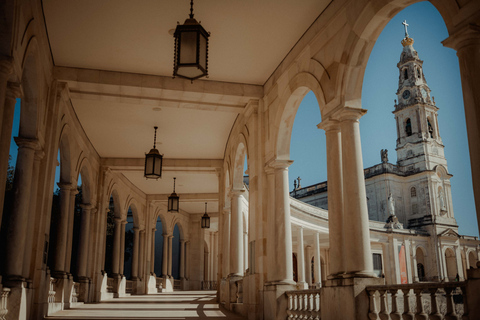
[45,291,245,319]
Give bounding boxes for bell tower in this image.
[393,21,447,172]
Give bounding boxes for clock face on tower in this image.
[402,90,411,99]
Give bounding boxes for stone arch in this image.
[58,125,73,184]
[224,168,231,209]
[274,72,325,160]
[415,246,427,281]
[467,249,477,269]
[444,247,457,281]
[171,217,186,241]
[77,158,93,205]
[109,189,122,219]
[154,209,168,235]
[126,201,141,228]
[339,0,458,106]
[232,137,248,191]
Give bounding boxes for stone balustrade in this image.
[0,287,10,320]
[126,280,133,294]
[201,281,218,290]
[71,282,80,303]
[156,277,163,292]
[366,282,467,319]
[285,289,321,319]
[106,277,114,293]
[48,277,56,303]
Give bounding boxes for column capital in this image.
[168,235,174,239]
[139,229,146,234]
[6,82,21,100]
[121,220,128,225]
[180,239,186,244]
[13,137,40,150]
[152,228,157,232]
[442,24,480,52]
[265,159,294,171]
[133,227,140,231]
[79,203,94,210]
[336,107,367,122]
[0,58,14,76]
[229,188,246,197]
[317,118,341,132]
[57,182,76,190]
[34,149,45,161]
[114,217,123,223]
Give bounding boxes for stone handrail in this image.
[285,289,321,319]
[366,282,467,319]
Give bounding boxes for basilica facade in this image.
[1,1,480,320]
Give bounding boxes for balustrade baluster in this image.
[379,289,390,319]
[414,288,428,320]
[367,289,380,320]
[401,289,415,320]
[444,287,459,320]
[390,289,401,320]
[303,293,308,311]
[429,287,443,320]
[294,293,299,311]
[288,293,293,311]
[315,293,320,312]
[308,293,314,311]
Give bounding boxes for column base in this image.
[296,281,308,290]
[263,282,297,320]
[321,277,384,320]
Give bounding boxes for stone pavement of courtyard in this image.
[45,291,246,319]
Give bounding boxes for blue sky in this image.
[288,2,478,237]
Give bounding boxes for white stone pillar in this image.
[132,227,140,279]
[339,108,374,277]
[180,240,185,279]
[162,234,168,277]
[168,235,173,277]
[318,120,344,278]
[222,208,230,278]
[412,244,419,282]
[296,227,307,288]
[119,221,126,276]
[244,231,248,274]
[22,149,44,279]
[4,138,39,279]
[213,232,218,280]
[392,238,401,284]
[265,168,276,282]
[229,189,245,277]
[150,228,155,274]
[112,218,122,275]
[139,230,145,279]
[271,160,295,284]
[404,239,413,283]
[53,182,74,275]
[0,62,15,225]
[305,246,312,286]
[314,232,322,287]
[455,246,465,281]
[77,204,93,278]
[443,28,480,236]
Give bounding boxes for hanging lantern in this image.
[168,177,180,212]
[173,0,209,81]
[144,126,163,180]
[201,202,210,229]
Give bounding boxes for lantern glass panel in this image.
[154,157,162,175]
[179,31,197,64]
[199,34,207,70]
[145,156,154,175]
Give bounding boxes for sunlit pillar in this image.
[112,217,122,275]
[339,108,374,277]
[318,119,344,278]
[265,167,276,282]
[443,28,480,236]
[297,227,306,288]
[229,189,245,277]
[314,232,322,287]
[222,208,230,278]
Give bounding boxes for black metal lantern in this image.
[144,126,163,180]
[201,202,210,229]
[173,0,209,81]
[168,177,180,212]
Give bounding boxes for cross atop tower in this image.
[402,20,409,38]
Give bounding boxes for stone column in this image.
[443,27,480,236]
[265,167,276,282]
[314,232,322,287]
[229,189,245,277]
[168,235,173,277]
[412,244,419,282]
[296,227,307,288]
[150,229,155,274]
[77,204,93,278]
[179,240,186,279]
[0,59,14,225]
[339,108,374,277]
[53,182,74,275]
[0,81,19,227]
[305,246,312,286]
[139,230,145,279]
[65,186,79,273]
[22,149,44,279]
[404,239,413,283]
[162,234,168,277]
[455,246,465,281]
[112,218,122,276]
[213,232,218,280]
[132,227,140,279]
[185,241,190,279]
[119,221,127,276]
[222,208,230,278]
[272,160,295,284]
[318,119,344,278]
[244,231,248,274]
[3,138,39,279]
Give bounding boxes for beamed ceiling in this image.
[43,0,330,214]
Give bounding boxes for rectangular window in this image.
[373,253,383,277]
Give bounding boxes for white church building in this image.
[1,1,480,319]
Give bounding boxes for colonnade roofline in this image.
[53,66,263,114]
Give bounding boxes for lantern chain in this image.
[153,126,158,149]
[189,0,194,19]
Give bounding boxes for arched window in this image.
[405,118,412,136]
[427,119,434,138]
[417,68,421,79]
[404,68,408,80]
[417,263,425,281]
[411,187,416,197]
